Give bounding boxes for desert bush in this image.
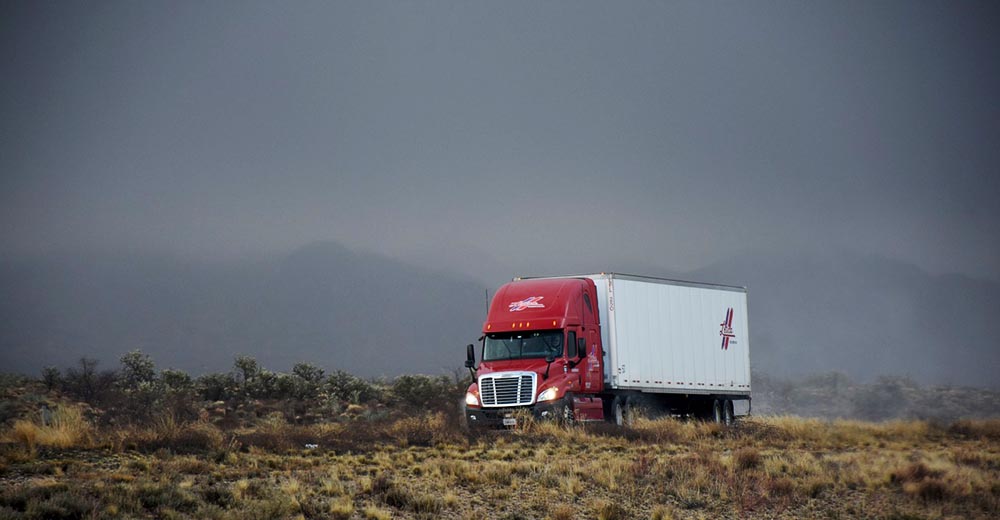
[593,499,628,520]
[362,504,392,520]
[200,483,235,509]
[767,477,795,497]
[391,374,456,411]
[62,357,117,404]
[631,417,700,444]
[119,350,156,390]
[369,473,409,506]
[265,371,297,399]
[22,486,96,519]
[234,412,299,452]
[171,422,225,452]
[291,362,324,400]
[8,404,92,450]
[231,357,322,401]
[733,447,762,471]
[224,357,328,401]
[325,370,383,404]
[132,482,200,513]
[160,369,192,390]
[367,473,443,514]
[326,495,354,519]
[11,421,38,452]
[116,417,226,454]
[233,355,261,385]
[117,381,161,423]
[550,503,576,520]
[242,368,276,399]
[40,367,61,392]
[949,419,1000,440]
[388,413,457,446]
[890,462,940,484]
[109,350,207,424]
[905,478,950,501]
[0,373,29,393]
[159,369,199,421]
[196,372,238,402]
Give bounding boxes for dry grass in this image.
[950,418,1000,440]
[7,405,92,450]
[0,415,998,519]
[106,416,228,454]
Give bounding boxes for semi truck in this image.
[463,273,751,427]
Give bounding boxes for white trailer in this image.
[531,273,751,423]
[591,273,751,393]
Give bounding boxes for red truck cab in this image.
[464,277,606,426]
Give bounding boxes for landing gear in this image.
[612,395,633,426]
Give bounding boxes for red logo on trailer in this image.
[720,307,735,349]
[508,296,545,312]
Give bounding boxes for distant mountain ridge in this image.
[1,244,997,389]
[0,242,487,377]
[683,251,1000,389]
[525,249,1000,389]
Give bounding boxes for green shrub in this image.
[196,372,238,402]
[325,371,383,404]
[391,374,454,411]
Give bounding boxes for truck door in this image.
[583,328,603,392]
[581,288,603,393]
[566,329,583,392]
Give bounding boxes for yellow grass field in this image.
[1,409,998,519]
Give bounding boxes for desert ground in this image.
[1,363,998,519]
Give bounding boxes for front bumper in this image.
[465,402,562,428]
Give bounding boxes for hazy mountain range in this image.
[1,241,997,388]
[0,242,485,378]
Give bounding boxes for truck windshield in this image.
[483,330,563,361]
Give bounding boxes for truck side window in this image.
[566,331,576,358]
[583,293,593,316]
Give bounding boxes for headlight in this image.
[465,391,479,406]
[537,387,559,402]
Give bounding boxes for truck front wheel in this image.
[558,393,575,425]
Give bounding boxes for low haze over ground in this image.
[2,2,998,385]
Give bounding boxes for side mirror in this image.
[543,353,556,379]
[465,344,476,368]
[577,338,586,359]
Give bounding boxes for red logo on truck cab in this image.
[509,296,545,312]
[720,307,735,349]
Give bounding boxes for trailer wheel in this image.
[613,396,632,427]
[723,399,735,426]
[712,399,724,424]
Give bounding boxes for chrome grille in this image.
[479,372,536,407]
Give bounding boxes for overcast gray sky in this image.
[3,1,998,284]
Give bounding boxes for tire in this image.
[712,399,723,424]
[559,394,575,425]
[723,399,735,426]
[613,395,631,427]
